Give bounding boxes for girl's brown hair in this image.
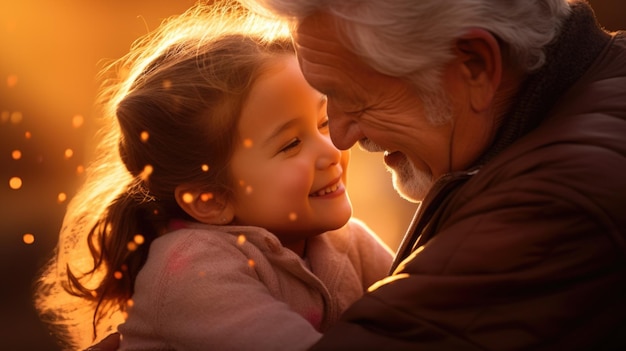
[33,2,293,349]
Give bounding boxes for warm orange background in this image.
[1,1,623,349]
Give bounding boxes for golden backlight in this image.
[0,0,441,349]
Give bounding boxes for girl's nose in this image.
[315,133,342,170]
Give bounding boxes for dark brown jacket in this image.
[312,2,626,350]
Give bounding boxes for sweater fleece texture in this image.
[118,218,393,350]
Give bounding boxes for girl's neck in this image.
[284,239,308,258]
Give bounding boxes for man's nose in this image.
[327,106,363,150]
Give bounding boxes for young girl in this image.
[33,2,393,350]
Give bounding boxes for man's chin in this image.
[392,179,425,203]
[387,161,432,203]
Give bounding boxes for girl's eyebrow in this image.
[262,95,328,147]
[262,118,300,148]
[319,94,328,111]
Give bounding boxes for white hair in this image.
[240,0,571,93]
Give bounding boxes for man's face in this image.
[295,12,455,201]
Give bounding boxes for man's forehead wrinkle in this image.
[297,39,355,79]
[296,20,338,52]
[298,9,332,30]
[296,10,338,45]
[296,40,343,69]
[296,32,361,74]
[295,31,332,53]
[297,12,375,76]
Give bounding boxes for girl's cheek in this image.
[281,164,312,193]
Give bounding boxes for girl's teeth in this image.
[315,184,338,197]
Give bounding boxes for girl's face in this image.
[229,55,352,253]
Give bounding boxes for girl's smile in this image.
[309,177,344,198]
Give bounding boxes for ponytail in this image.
[64,182,167,336]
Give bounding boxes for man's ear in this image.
[174,184,234,225]
[454,28,502,112]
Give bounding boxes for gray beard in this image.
[358,83,453,202]
[390,86,452,202]
[389,156,432,202]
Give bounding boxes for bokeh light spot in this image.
[9,177,22,190]
[57,192,67,203]
[200,192,213,202]
[11,150,22,160]
[7,74,18,88]
[245,185,253,195]
[23,233,35,245]
[237,234,246,246]
[248,259,255,267]
[243,138,253,148]
[24,131,32,139]
[288,212,298,221]
[127,299,134,307]
[201,164,209,172]
[10,111,23,124]
[114,271,123,279]
[127,242,138,251]
[140,131,149,142]
[182,192,194,204]
[64,148,74,159]
[72,114,84,128]
[162,79,172,89]
[133,234,145,245]
[76,165,85,174]
[140,164,153,181]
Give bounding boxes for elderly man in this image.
[239,0,626,350]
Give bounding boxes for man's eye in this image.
[346,109,366,118]
[280,138,301,153]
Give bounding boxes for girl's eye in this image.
[280,138,301,153]
[318,117,329,133]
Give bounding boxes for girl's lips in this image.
[309,178,344,197]
[310,183,346,198]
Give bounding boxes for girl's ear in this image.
[174,184,234,225]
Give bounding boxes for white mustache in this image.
[357,139,386,152]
